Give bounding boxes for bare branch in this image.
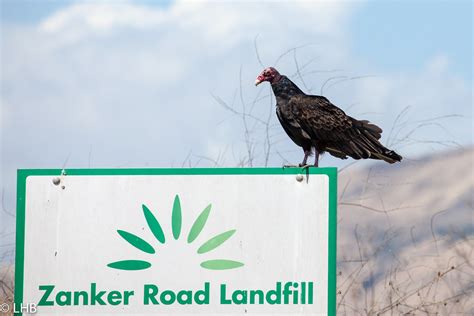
[254,34,265,68]
[1,189,14,218]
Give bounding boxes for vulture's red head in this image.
[255,67,281,86]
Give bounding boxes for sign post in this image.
[15,168,337,315]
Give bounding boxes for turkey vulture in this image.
[255,67,402,167]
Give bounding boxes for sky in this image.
[0,0,472,249]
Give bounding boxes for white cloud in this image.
[37,0,354,52]
[40,2,165,33]
[425,54,450,74]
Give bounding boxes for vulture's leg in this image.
[299,149,311,167]
[314,148,319,167]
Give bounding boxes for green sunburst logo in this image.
[107,195,244,271]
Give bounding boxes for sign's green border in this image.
[15,167,337,315]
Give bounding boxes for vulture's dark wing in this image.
[289,95,354,142]
[276,105,312,149]
[288,95,394,161]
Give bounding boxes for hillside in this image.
[337,147,473,314]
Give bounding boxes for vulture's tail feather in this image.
[354,119,383,140]
[373,149,403,164]
[336,120,403,163]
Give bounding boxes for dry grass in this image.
[337,229,473,315]
[0,264,14,316]
[336,148,473,315]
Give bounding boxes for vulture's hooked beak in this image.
[255,75,264,86]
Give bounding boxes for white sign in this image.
[15,168,337,315]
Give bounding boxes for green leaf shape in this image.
[142,204,166,244]
[187,204,212,243]
[107,260,151,270]
[172,195,182,240]
[117,230,155,254]
[200,259,244,270]
[197,229,236,254]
